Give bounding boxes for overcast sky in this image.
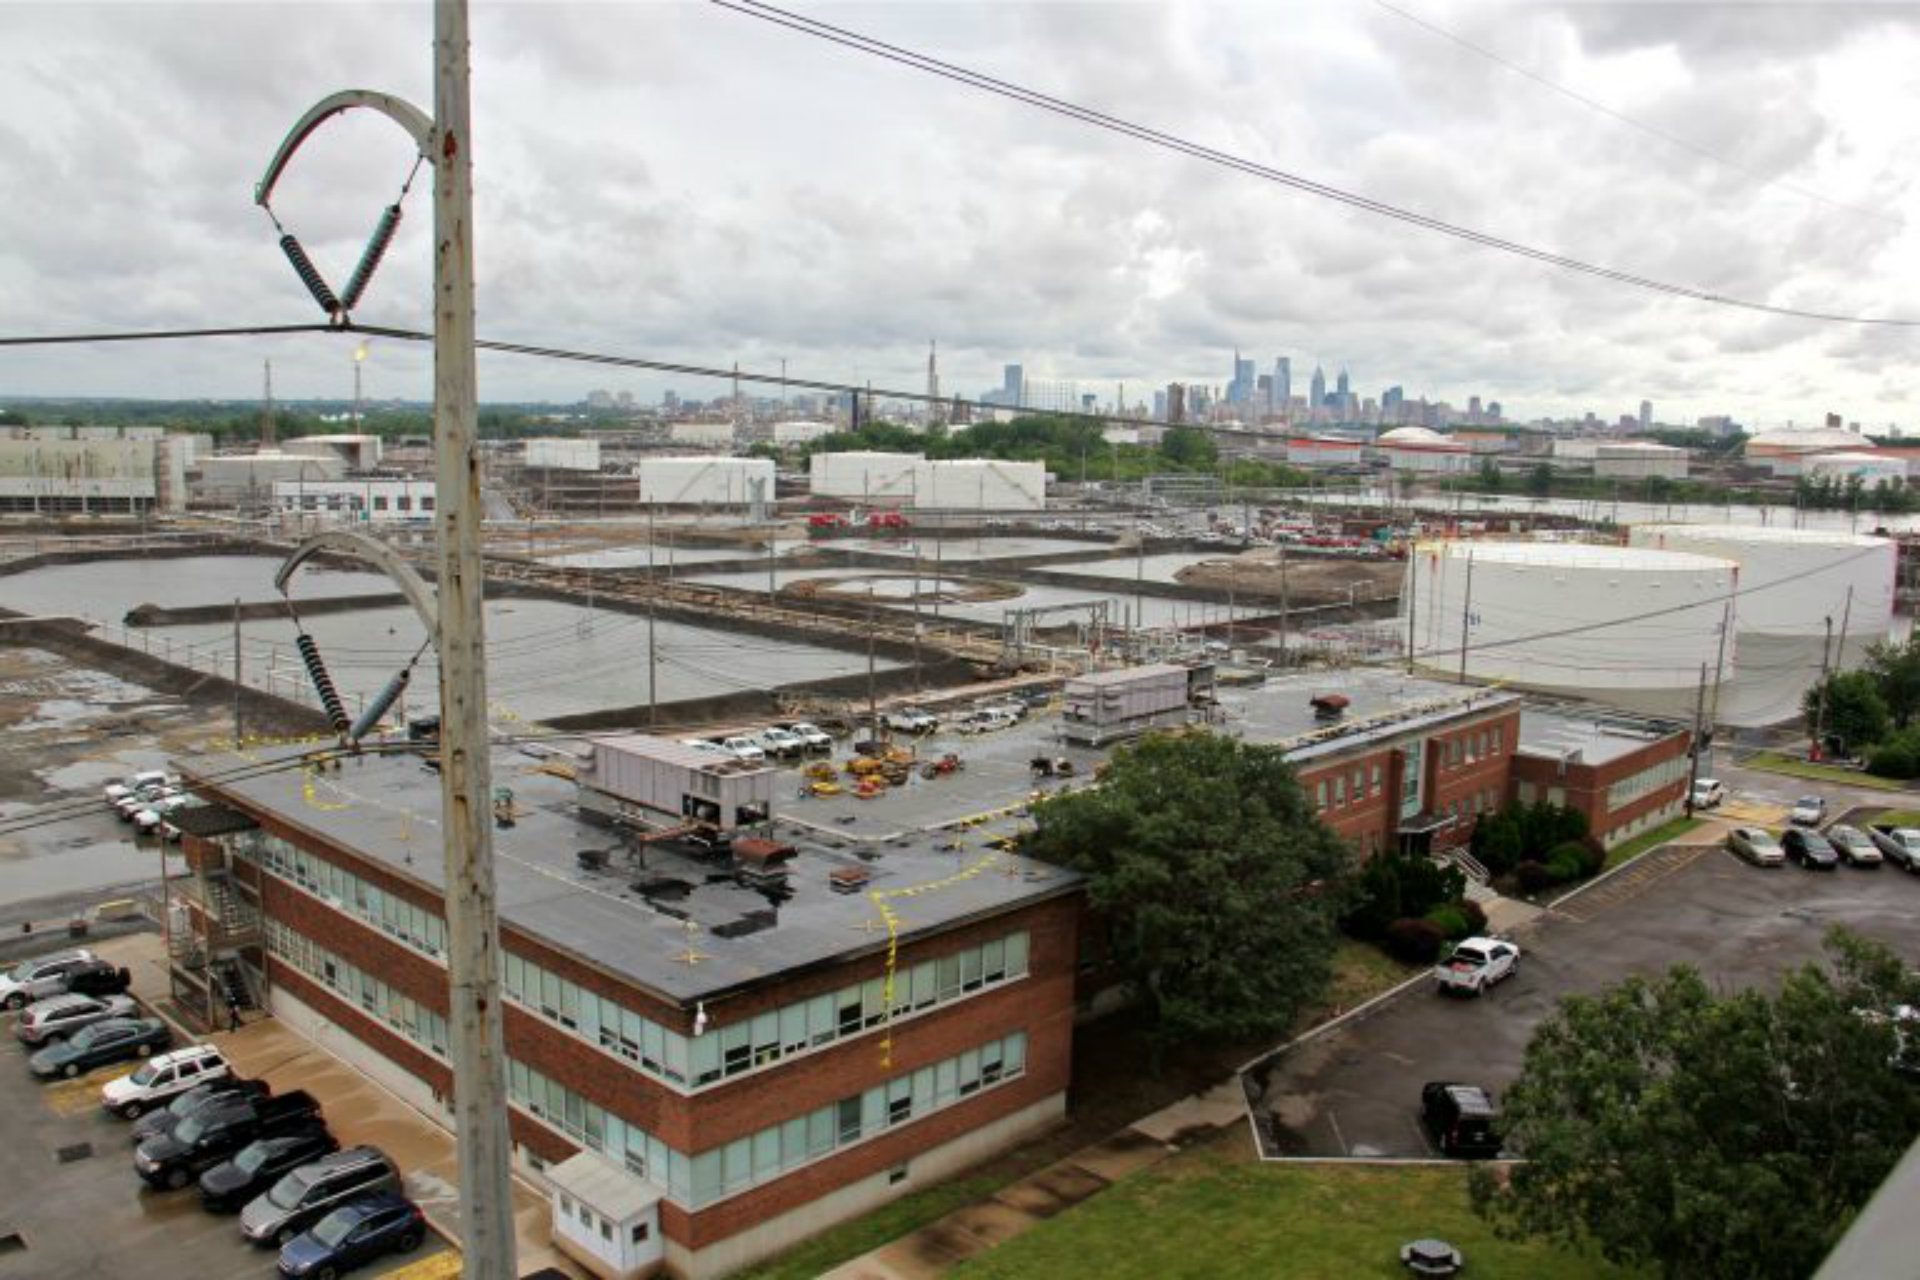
[2,1,1917,428]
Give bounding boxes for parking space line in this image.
[382,1251,462,1279]
[40,1065,132,1117]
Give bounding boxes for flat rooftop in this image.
[1515,705,1687,767]
[180,742,1080,1008]
[1223,667,1523,764]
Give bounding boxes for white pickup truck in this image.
[1433,937,1521,997]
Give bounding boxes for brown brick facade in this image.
[1510,726,1691,848]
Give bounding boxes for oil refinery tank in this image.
[1627,525,1896,727]
[1406,541,1737,717]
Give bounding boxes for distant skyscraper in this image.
[1273,358,1291,415]
[1639,400,1653,432]
[1166,383,1187,425]
[1336,369,1350,399]
[1383,386,1404,422]
[1003,364,1025,407]
[1468,395,1483,424]
[1230,351,1256,405]
[1153,389,1168,420]
[1310,365,1327,409]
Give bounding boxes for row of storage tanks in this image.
[1406,526,1898,726]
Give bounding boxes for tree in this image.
[1472,928,1920,1280]
[1159,424,1218,469]
[1526,463,1553,496]
[1021,732,1353,1064]
[1866,637,1920,729]
[1802,670,1891,754]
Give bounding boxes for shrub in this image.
[1549,839,1603,878]
[1470,813,1526,876]
[1424,904,1470,940]
[1344,853,1467,941]
[1515,860,1555,894]
[1459,898,1488,935]
[1384,917,1447,964]
[1546,851,1585,883]
[1868,731,1920,780]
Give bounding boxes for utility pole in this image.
[866,588,878,739]
[1404,545,1417,676]
[1685,662,1709,815]
[1707,595,1732,743]
[232,598,243,748]
[1456,546,1475,686]
[430,4,515,1272]
[1813,613,1835,758]
[1278,536,1290,669]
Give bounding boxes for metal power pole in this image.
[232,598,243,748]
[1456,546,1475,685]
[1685,661,1709,815]
[431,3,516,1274]
[1813,613,1835,758]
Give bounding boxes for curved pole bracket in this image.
[276,529,440,648]
[255,89,435,208]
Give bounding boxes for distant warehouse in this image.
[810,452,1046,510]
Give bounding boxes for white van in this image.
[100,1043,232,1119]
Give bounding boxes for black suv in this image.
[61,960,132,998]
[1421,1081,1502,1158]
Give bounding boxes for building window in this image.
[1315,780,1327,810]
[1334,776,1346,806]
[631,1222,650,1245]
[1370,763,1382,796]
[889,1164,910,1186]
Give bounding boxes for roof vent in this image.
[830,866,872,894]
[1311,694,1350,721]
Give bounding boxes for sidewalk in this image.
[91,932,586,1280]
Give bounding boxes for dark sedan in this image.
[276,1192,426,1278]
[1783,828,1841,871]
[27,1017,171,1079]
[200,1128,339,1212]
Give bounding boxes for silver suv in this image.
[0,949,98,1011]
[240,1145,400,1247]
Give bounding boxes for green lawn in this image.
[1870,809,1920,828]
[1602,815,1706,871]
[733,1169,1019,1280]
[1745,752,1911,791]
[955,1152,1643,1280]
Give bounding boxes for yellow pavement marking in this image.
[1718,802,1787,826]
[383,1250,462,1279]
[41,1065,133,1116]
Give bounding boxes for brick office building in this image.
[1510,707,1693,848]
[172,744,1081,1279]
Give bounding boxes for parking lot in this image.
[1247,832,1920,1159]
[0,1012,452,1279]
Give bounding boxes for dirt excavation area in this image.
[1174,554,1403,607]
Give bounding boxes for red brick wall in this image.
[1296,706,1521,856]
[1510,728,1690,845]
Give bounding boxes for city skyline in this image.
[1,4,1917,432]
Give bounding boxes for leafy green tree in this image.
[1021,733,1353,1064]
[1159,424,1218,469]
[1344,850,1464,940]
[1468,811,1526,875]
[1527,463,1553,496]
[1866,637,1920,729]
[1802,670,1891,753]
[1473,928,1920,1280]
[0,408,25,426]
[1477,458,1503,491]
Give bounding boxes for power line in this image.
[0,323,335,348]
[708,0,1920,328]
[1369,0,1896,228]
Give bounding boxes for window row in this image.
[503,931,1029,1094]
[1441,786,1503,822]
[506,1058,688,1203]
[263,918,449,1057]
[1313,759,1387,812]
[1441,724,1505,769]
[248,832,446,958]
[686,1032,1028,1208]
[1607,753,1689,809]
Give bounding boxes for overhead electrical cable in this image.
[707,0,1920,327]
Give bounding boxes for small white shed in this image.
[546,1150,664,1279]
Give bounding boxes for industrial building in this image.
[171,737,1080,1279]
[1405,541,1739,718]
[771,422,835,447]
[193,451,347,509]
[1282,436,1366,469]
[285,433,385,471]
[638,457,774,508]
[809,452,919,503]
[1743,426,1878,476]
[1798,452,1907,487]
[1373,427,1473,474]
[1511,706,1692,849]
[524,438,603,472]
[0,432,188,514]
[269,478,439,523]
[1590,442,1688,480]
[1627,525,1896,726]
[808,454,1046,511]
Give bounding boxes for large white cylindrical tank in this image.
[809,451,922,501]
[523,437,601,471]
[1408,541,1737,717]
[637,456,773,506]
[1627,524,1897,726]
[914,459,1047,511]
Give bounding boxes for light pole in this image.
[254,6,515,1275]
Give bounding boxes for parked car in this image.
[1689,778,1726,810]
[59,958,132,999]
[103,770,170,806]
[275,1190,427,1278]
[1789,795,1828,826]
[125,1071,266,1140]
[1727,827,1785,867]
[717,736,766,764]
[199,1127,341,1212]
[115,785,179,821]
[1825,825,1883,867]
[133,793,191,835]
[241,1146,403,1247]
[28,1017,171,1078]
[1433,938,1521,996]
[107,1049,245,1122]
[882,706,938,734]
[136,1090,323,1190]
[781,721,834,751]
[752,727,805,759]
[1782,827,1841,871]
[678,738,728,758]
[1869,824,1920,872]
[15,992,138,1045]
[0,948,99,1010]
[1420,1082,1502,1158]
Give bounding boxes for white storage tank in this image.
[1627,524,1897,726]
[772,421,835,446]
[523,437,602,472]
[913,459,1047,510]
[809,451,922,502]
[637,456,773,507]
[1407,541,1737,717]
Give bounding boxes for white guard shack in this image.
[546,1149,665,1278]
